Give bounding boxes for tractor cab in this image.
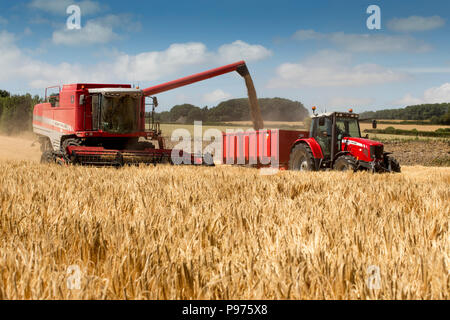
[310,111,361,161]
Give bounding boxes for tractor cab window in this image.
[336,117,361,139]
[100,93,140,134]
[313,117,332,158]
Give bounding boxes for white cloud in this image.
[423,83,450,102]
[0,33,271,89]
[110,40,271,82]
[203,89,231,103]
[0,31,85,87]
[394,93,423,106]
[329,97,374,108]
[53,20,118,45]
[395,83,450,105]
[292,30,432,53]
[387,16,445,32]
[52,14,141,46]
[0,16,8,25]
[113,42,210,82]
[217,40,272,63]
[398,67,450,74]
[293,29,323,40]
[30,0,103,16]
[95,14,141,32]
[267,50,409,88]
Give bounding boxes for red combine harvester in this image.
[223,108,401,172]
[33,61,260,166]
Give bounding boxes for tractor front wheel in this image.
[386,155,401,173]
[333,155,357,171]
[289,144,315,171]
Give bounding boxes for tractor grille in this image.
[370,145,383,160]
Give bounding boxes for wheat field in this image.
[0,160,448,299]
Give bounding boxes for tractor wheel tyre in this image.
[40,150,54,164]
[386,155,401,173]
[289,144,315,171]
[333,155,357,171]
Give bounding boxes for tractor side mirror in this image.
[372,120,377,129]
[79,95,85,105]
[318,117,325,126]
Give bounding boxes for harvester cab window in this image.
[49,94,59,108]
[92,94,100,130]
[100,94,140,134]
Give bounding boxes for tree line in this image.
[0,90,43,134]
[154,97,309,123]
[1,87,449,136]
[360,103,450,125]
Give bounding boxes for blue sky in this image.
[1,0,450,112]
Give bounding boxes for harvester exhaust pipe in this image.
[142,61,264,131]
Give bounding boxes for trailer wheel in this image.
[386,155,401,173]
[289,144,315,171]
[334,155,357,171]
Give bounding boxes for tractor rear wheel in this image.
[386,155,401,173]
[334,155,357,171]
[289,144,315,171]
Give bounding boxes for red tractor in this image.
[288,109,401,172]
[223,109,400,173]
